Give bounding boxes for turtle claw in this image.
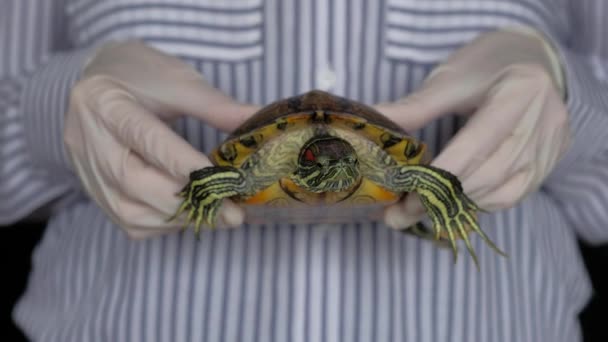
[173,195,223,239]
[389,164,505,267]
[445,212,508,270]
[417,194,507,270]
[460,212,507,257]
[169,166,245,238]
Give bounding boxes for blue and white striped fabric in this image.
[2,1,607,341]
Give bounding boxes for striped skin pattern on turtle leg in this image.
[331,127,505,268]
[169,127,317,236]
[385,164,507,268]
[168,166,253,236]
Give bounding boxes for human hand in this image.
[64,41,258,238]
[376,27,570,230]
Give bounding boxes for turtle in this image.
[169,90,505,265]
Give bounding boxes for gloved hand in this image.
[64,41,258,238]
[376,27,571,230]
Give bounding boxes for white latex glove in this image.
[376,27,570,230]
[64,41,258,238]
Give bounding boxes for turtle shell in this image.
[209,90,428,222]
[229,90,405,138]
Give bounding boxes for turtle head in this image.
[291,135,361,193]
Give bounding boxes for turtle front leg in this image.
[168,166,253,236]
[169,128,316,236]
[329,127,504,266]
[386,164,506,267]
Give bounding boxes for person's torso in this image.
[14,1,589,341]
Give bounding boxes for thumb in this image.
[374,67,474,132]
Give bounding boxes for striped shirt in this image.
[2,1,607,341]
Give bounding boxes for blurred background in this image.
[1,220,606,341]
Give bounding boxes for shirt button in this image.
[316,66,337,91]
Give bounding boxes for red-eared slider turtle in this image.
[170,90,505,264]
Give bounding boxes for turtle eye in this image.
[304,149,316,162]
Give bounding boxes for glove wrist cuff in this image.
[501,26,566,98]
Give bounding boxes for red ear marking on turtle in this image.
[304,149,316,162]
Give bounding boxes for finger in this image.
[116,149,197,212]
[110,147,245,226]
[384,193,426,230]
[107,195,185,233]
[96,86,214,181]
[75,143,188,234]
[460,84,554,200]
[431,79,538,180]
[374,67,477,132]
[162,74,261,131]
[462,130,535,201]
[474,170,534,211]
[86,41,258,131]
[92,82,245,229]
[448,72,566,209]
[117,196,243,239]
[465,157,530,205]
[101,173,243,238]
[186,99,260,133]
[536,96,570,171]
